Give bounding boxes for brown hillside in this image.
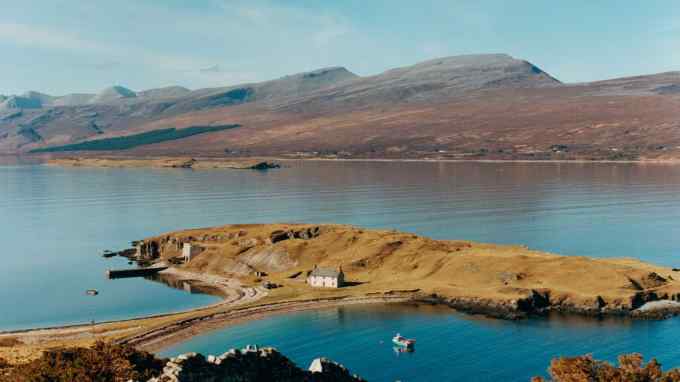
[3,55,680,160]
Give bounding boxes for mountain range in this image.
[2,53,680,160]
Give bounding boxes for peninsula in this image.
[4,224,680,364]
[130,224,680,319]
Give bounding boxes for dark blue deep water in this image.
[4,160,680,380]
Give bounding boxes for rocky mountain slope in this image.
[2,54,680,160]
[88,85,137,104]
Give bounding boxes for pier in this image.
[106,266,168,279]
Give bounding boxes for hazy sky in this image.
[2,0,679,95]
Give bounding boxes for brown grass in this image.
[0,338,22,347]
[149,224,680,309]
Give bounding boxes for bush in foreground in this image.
[533,353,680,382]
[2,342,365,382]
[3,341,164,382]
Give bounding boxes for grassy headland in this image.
[4,224,680,364]
[138,224,680,319]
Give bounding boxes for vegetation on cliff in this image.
[1,341,164,382]
[533,353,680,382]
[4,342,680,382]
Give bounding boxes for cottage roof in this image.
[310,267,342,278]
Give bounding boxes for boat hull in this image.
[392,339,414,348]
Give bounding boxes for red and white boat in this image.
[392,333,416,349]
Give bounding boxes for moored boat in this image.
[392,333,415,349]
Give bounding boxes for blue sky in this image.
[1,0,679,95]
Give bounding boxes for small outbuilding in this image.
[307,266,345,288]
[182,243,196,263]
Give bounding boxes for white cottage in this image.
[307,266,345,288]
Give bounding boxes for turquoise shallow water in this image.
[160,304,680,382]
[4,160,680,379]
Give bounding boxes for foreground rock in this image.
[151,345,364,382]
[0,341,364,382]
[134,223,680,320]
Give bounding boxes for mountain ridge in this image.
[2,53,680,160]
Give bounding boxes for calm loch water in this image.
[4,160,680,380]
[161,304,680,382]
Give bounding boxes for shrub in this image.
[534,353,680,382]
[4,341,164,382]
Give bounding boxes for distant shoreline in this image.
[285,157,680,165]
[16,154,680,168]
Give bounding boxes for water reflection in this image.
[145,273,224,298]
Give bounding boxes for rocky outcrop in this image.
[426,294,529,320]
[270,226,322,243]
[170,158,197,168]
[248,161,280,170]
[138,86,191,100]
[136,240,161,261]
[0,110,22,121]
[0,95,42,110]
[148,345,365,382]
[89,85,137,104]
[421,287,680,320]
[16,125,43,143]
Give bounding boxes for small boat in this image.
[86,289,99,296]
[392,333,415,349]
[393,346,414,354]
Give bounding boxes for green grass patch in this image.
[31,124,239,153]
